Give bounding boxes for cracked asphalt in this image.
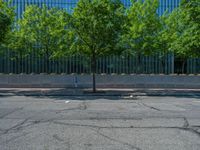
[0,95,200,150]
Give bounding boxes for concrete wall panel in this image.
[0,74,199,88]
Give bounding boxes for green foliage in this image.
[166,0,200,59]
[8,5,72,59]
[154,11,174,73]
[2,0,199,76]
[70,0,126,92]
[156,14,170,55]
[70,0,126,57]
[123,0,161,56]
[71,0,125,92]
[122,0,161,73]
[0,0,14,44]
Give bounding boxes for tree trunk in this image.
[91,52,96,93]
[19,51,23,73]
[45,49,50,74]
[127,55,130,74]
[46,57,50,74]
[137,54,142,74]
[92,71,96,92]
[161,58,165,74]
[181,60,186,74]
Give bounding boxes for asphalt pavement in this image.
[0,88,200,96]
[0,94,200,150]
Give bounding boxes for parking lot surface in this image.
[0,95,200,150]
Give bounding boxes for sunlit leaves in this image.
[70,0,126,57]
[165,0,200,59]
[124,0,161,56]
[0,0,14,43]
[9,5,72,58]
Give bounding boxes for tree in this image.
[70,0,126,92]
[165,0,200,73]
[8,5,72,73]
[155,12,173,74]
[0,0,14,44]
[123,0,161,73]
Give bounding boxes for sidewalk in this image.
[0,88,200,97]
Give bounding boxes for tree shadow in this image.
[0,88,137,101]
[30,95,130,101]
[0,88,200,100]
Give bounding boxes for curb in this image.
[0,91,200,97]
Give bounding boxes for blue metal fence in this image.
[1,47,199,74]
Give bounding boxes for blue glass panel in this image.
[10,0,182,18]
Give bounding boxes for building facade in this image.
[10,0,180,17]
[1,0,199,74]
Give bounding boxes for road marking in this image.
[65,101,70,104]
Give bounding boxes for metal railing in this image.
[0,48,199,74]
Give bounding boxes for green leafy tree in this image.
[155,12,172,74]
[123,0,161,73]
[0,0,14,44]
[70,0,126,92]
[165,0,200,73]
[9,5,72,73]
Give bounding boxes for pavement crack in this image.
[92,128,142,150]
[53,121,103,128]
[0,118,50,135]
[0,132,30,144]
[139,102,161,111]
[181,128,200,138]
[192,125,200,128]
[79,101,88,110]
[56,107,82,113]
[2,119,29,134]
[52,121,200,139]
[56,102,88,113]
[52,121,183,130]
[0,107,23,119]
[183,117,189,128]
[53,134,64,142]
[52,121,149,129]
[181,117,200,138]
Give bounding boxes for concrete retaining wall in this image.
[0,74,200,88]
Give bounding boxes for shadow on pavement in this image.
[0,88,200,100]
[30,95,130,101]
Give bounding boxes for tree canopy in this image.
[166,0,200,59]
[123,0,161,73]
[0,0,14,44]
[163,0,200,73]
[8,5,72,72]
[70,0,126,92]
[1,0,200,75]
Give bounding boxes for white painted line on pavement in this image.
[65,101,70,104]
